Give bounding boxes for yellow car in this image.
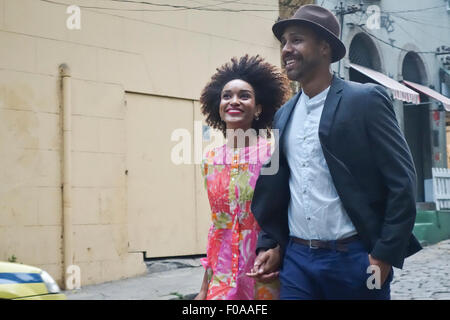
[0,261,66,300]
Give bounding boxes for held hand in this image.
[246,245,281,283]
[368,254,392,285]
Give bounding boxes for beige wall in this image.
[0,0,281,286]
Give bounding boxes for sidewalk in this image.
[65,258,205,300]
[64,240,450,300]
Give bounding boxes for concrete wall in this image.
[0,0,281,286]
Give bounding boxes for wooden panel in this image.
[126,92,200,257]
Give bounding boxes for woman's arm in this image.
[194,269,209,300]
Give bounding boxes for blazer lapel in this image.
[319,75,344,143]
[277,91,301,138]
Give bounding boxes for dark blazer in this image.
[251,75,422,269]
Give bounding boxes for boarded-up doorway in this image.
[125,92,210,258]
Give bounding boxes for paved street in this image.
[391,239,450,300]
[64,240,450,300]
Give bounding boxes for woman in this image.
[195,55,289,300]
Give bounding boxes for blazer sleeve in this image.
[256,229,278,253]
[364,85,418,267]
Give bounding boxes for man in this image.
[247,4,422,299]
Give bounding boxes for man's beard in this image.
[287,56,322,82]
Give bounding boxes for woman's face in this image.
[219,79,261,132]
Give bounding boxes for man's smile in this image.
[284,56,301,72]
[284,59,296,66]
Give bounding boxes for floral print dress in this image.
[200,137,280,300]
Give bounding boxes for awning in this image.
[403,80,450,111]
[349,63,420,104]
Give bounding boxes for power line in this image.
[338,4,450,54]
[331,2,450,30]
[36,0,282,26]
[37,0,450,52]
[184,0,280,7]
[358,8,450,48]
[101,0,261,10]
[356,25,438,54]
[380,4,446,14]
[182,0,278,21]
[36,0,280,49]
[100,0,236,11]
[190,0,444,13]
[389,11,450,31]
[38,0,281,12]
[394,18,425,48]
[342,4,450,31]
[41,0,448,17]
[344,8,450,44]
[393,13,450,46]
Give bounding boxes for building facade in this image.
[0,0,282,287]
[320,0,450,203]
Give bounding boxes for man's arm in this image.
[256,229,278,253]
[365,85,418,269]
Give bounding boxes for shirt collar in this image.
[302,86,330,113]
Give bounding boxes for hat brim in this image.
[273,19,346,63]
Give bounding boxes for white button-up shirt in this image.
[283,87,357,241]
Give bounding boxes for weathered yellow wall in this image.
[0,0,281,286]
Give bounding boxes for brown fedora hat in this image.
[273,4,346,63]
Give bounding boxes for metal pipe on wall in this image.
[59,63,73,290]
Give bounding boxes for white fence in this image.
[432,168,450,210]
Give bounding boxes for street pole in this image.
[334,1,363,78]
[338,2,344,78]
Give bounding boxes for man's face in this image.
[280,24,326,82]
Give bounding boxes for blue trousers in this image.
[280,238,393,300]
